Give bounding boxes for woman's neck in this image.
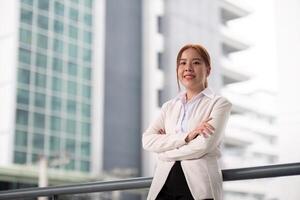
[186,87,206,101]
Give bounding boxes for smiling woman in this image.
[142,44,232,200]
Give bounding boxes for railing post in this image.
[50,195,58,200]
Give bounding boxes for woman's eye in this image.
[193,61,201,65]
[180,62,186,65]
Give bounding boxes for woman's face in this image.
[177,48,210,91]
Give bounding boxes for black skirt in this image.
[156,161,213,200]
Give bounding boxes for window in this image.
[68,43,77,58]
[33,133,44,150]
[52,77,62,92]
[54,20,64,34]
[65,159,75,170]
[20,28,32,44]
[157,52,163,69]
[81,122,90,139]
[80,161,90,172]
[81,142,90,157]
[14,151,26,164]
[15,130,28,147]
[69,8,78,22]
[158,89,163,107]
[16,109,28,125]
[17,89,29,105]
[50,136,60,151]
[50,116,61,131]
[82,48,91,62]
[84,14,92,26]
[82,67,91,80]
[37,34,48,49]
[157,16,163,34]
[81,103,90,117]
[84,0,93,8]
[52,57,63,72]
[67,81,77,95]
[82,85,91,98]
[83,31,92,44]
[18,68,30,84]
[34,112,45,129]
[20,9,32,25]
[53,39,63,53]
[68,62,77,76]
[65,139,75,153]
[67,100,76,114]
[51,96,61,111]
[54,2,64,16]
[36,53,47,68]
[37,15,48,30]
[35,72,46,88]
[34,92,46,108]
[38,0,49,11]
[66,119,76,134]
[19,48,31,64]
[22,0,33,6]
[69,25,78,39]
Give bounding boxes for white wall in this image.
[0,1,19,165]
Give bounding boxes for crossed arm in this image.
[142,98,232,161]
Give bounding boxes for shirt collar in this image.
[175,87,215,103]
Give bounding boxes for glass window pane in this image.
[36,53,47,68]
[18,68,30,84]
[20,9,32,25]
[22,0,33,6]
[82,48,91,62]
[33,133,44,150]
[82,85,91,98]
[81,122,90,140]
[52,77,62,92]
[34,112,45,129]
[66,119,76,134]
[54,2,64,16]
[67,81,77,95]
[66,139,75,154]
[69,8,78,22]
[51,116,61,131]
[67,100,76,114]
[19,48,31,64]
[50,136,60,151]
[37,34,48,49]
[80,161,90,172]
[35,72,46,88]
[20,28,32,44]
[65,159,75,170]
[81,103,90,117]
[15,130,28,147]
[68,62,77,76]
[52,57,63,72]
[84,0,93,8]
[14,151,27,164]
[83,31,92,44]
[68,43,77,58]
[82,67,91,80]
[35,92,46,108]
[84,14,92,26]
[16,109,28,125]
[51,96,61,111]
[53,39,63,53]
[17,89,29,105]
[37,15,48,30]
[69,25,78,39]
[38,0,49,11]
[81,142,90,157]
[54,20,64,34]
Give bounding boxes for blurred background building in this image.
[0,0,294,200]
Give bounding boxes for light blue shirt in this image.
[175,87,214,134]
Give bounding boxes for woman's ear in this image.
[206,66,211,76]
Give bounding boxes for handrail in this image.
[0,162,300,199]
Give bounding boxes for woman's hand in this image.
[185,117,215,143]
[158,129,166,134]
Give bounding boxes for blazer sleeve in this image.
[142,101,188,153]
[158,98,232,161]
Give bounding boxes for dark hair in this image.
[176,44,211,90]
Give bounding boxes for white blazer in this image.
[142,91,232,200]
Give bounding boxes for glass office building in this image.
[15,0,93,172]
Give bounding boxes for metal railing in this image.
[0,162,300,200]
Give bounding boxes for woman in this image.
[142,44,232,200]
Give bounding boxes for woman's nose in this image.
[184,64,192,71]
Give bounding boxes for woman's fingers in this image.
[158,129,166,134]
